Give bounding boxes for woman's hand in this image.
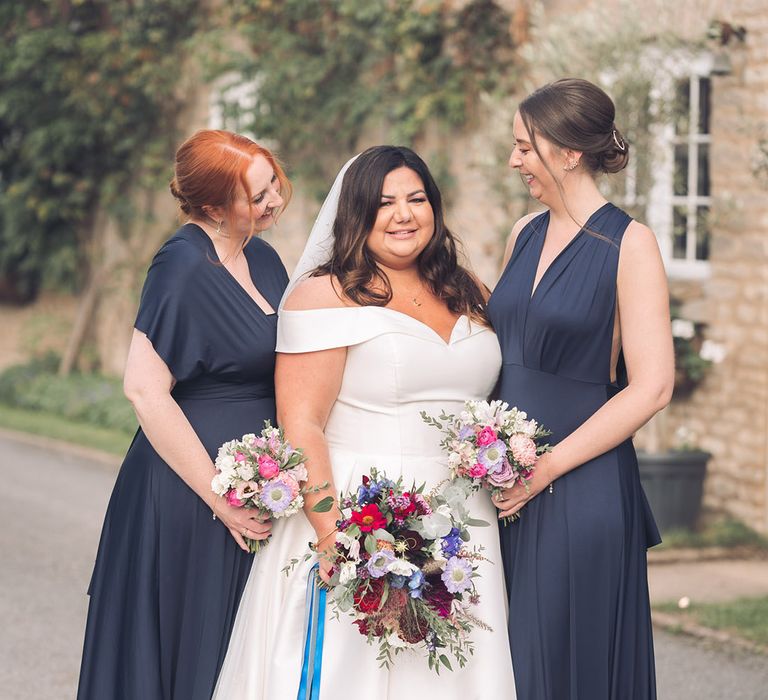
[493,453,556,519]
[212,499,272,552]
[314,528,338,584]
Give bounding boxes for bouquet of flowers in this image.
[211,421,330,552]
[323,469,488,673]
[421,400,551,509]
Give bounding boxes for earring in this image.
[216,220,222,235]
[564,161,577,172]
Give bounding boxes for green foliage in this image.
[0,356,136,434]
[222,0,517,189]
[0,403,132,455]
[660,518,768,550]
[655,596,768,648]
[0,1,202,295]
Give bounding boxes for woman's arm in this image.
[276,347,345,581]
[496,222,674,518]
[124,330,271,550]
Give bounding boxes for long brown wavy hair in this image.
[312,146,489,324]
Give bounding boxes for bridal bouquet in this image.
[323,469,488,673]
[212,421,328,553]
[421,400,551,507]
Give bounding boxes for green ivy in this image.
[0,1,202,297]
[222,0,517,190]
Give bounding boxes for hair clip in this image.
[612,129,626,152]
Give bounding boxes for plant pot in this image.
[637,450,710,533]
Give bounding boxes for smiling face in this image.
[231,154,284,236]
[365,166,435,270]
[509,111,570,207]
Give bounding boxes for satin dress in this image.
[488,203,660,700]
[77,224,288,699]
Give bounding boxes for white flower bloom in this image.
[339,561,358,585]
[236,464,255,481]
[216,454,236,473]
[336,532,361,561]
[418,510,453,539]
[211,473,230,496]
[387,558,418,576]
[699,339,727,364]
[672,319,695,339]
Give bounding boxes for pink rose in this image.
[469,463,488,478]
[258,454,280,479]
[234,451,246,463]
[226,489,245,507]
[487,460,516,488]
[476,426,498,447]
[509,434,538,468]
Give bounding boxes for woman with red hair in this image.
[77,130,291,699]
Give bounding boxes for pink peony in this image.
[258,454,280,479]
[509,434,538,467]
[226,489,245,507]
[476,426,498,447]
[469,463,488,478]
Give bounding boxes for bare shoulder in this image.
[618,221,664,271]
[282,275,348,311]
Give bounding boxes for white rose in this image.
[211,473,230,496]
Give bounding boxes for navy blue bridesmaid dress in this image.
[488,203,660,700]
[77,224,288,699]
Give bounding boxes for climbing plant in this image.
[219,0,518,190]
[0,0,202,299]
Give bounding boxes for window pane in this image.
[697,144,710,196]
[674,79,690,135]
[698,78,711,134]
[673,207,688,258]
[674,145,689,196]
[696,206,710,260]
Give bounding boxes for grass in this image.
[0,403,134,455]
[657,519,768,550]
[655,597,768,648]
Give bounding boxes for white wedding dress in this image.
[213,305,516,699]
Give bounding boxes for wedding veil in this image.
[278,154,359,310]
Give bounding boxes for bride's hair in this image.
[312,145,489,324]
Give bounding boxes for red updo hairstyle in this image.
[169,130,292,240]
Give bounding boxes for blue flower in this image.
[441,527,462,558]
[408,570,425,598]
[390,574,408,589]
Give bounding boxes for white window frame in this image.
[646,52,714,281]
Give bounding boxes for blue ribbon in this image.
[297,564,326,700]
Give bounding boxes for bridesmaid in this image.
[488,78,673,699]
[77,130,291,699]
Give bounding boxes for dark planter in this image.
[637,450,710,533]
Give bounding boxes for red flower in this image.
[351,504,387,532]
[354,578,385,614]
[425,576,453,618]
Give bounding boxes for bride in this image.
[213,146,516,699]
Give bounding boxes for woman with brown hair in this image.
[78,130,291,699]
[213,146,516,698]
[489,78,673,699]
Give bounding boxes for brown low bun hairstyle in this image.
[519,78,630,175]
[169,129,291,237]
[312,145,489,324]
